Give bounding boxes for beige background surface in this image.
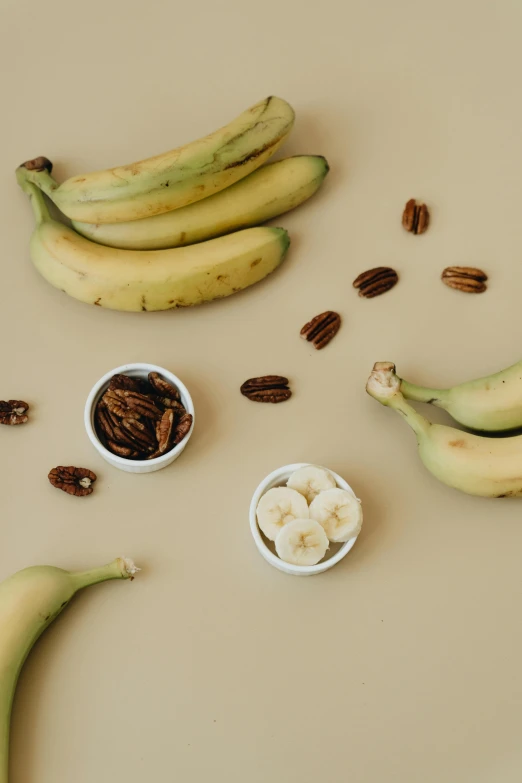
[2,1,522,781]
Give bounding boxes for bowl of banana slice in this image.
[250,463,363,576]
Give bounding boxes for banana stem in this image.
[70,558,139,591]
[385,391,432,440]
[400,378,448,406]
[16,169,51,224]
[20,167,58,199]
[366,362,432,440]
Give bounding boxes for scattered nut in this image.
[402,199,429,234]
[441,266,488,293]
[353,267,398,298]
[48,466,97,497]
[0,400,29,425]
[300,311,341,350]
[240,376,292,403]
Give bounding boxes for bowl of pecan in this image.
[84,363,194,473]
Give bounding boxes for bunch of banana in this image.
[395,359,522,432]
[18,96,330,311]
[366,361,522,498]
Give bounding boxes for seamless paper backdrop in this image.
[2,1,522,781]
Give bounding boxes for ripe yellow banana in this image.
[0,557,138,783]
[17,170,290,312]
[72,155,329,250]
[398,359,522,432]
[367,362,522,498]
[21,96,295,224]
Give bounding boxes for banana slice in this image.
[309,488,362,543]
[256,487,309,541]
[275,519,329,566]
[287,465,336,504]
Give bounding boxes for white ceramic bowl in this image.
[84,363,195,474]
[249,463,361,576]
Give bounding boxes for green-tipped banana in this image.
[72,155,329,250]
[398,359,522,432]
[0,557,138,783]
[367,362,522,498]
[17,170,290,312]
[20,96,295,224]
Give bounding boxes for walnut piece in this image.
[0,400,29,425]
[48,466,97,496]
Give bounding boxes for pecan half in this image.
[402,199,429,234]
[0,400,29,425]
[441,266,488,293]
[300,311,341,350]
[151,395,186,414]
[108,373,150,394]
[48,466,97,496]
[148,372,181,401]
[173,413,193,445]
[103,389,162,420]
[121,418,156,450]
[353,267,398,299]
[240,376,292,403]
[107,440,142,459]
[157,409,175,453]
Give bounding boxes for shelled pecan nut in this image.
[441,266,488,293]
[48,466,97,496]
[402,199,429,234]
[157,409,175,453]
[103,389,162,420]
[148,372,181,401]
[240,376,292,403]
[353,267,398,299]
[300,311,341,350]
[108,374,149,394]
[173,413,193,445]
[0,400,29,425]
[107,440,142,459]
[121,418,156,450]
[151,395,186,414]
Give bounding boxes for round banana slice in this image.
[275,519,329,566]
[309,488,362,543]
[256,487,309,541]
[286,465,336,504]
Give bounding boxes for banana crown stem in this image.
[16,168,51,225]
[70,558,139,591]
[366,362,431,439]
[399,378,447,405]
